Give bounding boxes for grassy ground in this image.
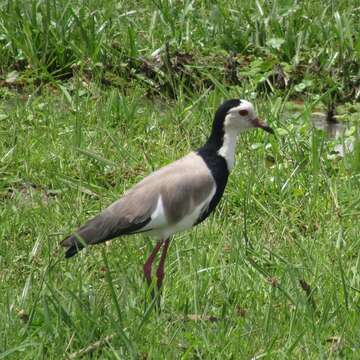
[1,0,360,359]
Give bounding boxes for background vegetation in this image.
[0,0,359,358]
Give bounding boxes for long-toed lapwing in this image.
[61,99,274,290]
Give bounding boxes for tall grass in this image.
[1,0,359,99]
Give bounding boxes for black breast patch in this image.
[195,147,229,224]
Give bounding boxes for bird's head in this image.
[217,99,274,135]
[203,99,274,154]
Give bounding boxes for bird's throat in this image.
[217,128,238,171]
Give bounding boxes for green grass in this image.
[1,0,360,358]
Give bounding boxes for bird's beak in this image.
[251,117,274,134]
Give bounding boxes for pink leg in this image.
[143,241,162,286]
[156,238,170,290]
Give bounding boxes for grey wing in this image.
[130,152,216,227]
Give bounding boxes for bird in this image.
[61,99,274,291]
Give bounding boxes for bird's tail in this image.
[60,214,113,258]
[60,211,152,258]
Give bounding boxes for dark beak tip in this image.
[252,118,274,135]
[263,126,275,135]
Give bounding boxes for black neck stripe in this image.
[194,99,241,224]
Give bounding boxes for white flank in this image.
[143,195,167,231]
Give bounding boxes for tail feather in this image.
[65,244,82,258]
[60,214,114,257]
[60,212,152,258]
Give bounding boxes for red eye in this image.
[239,109,248,116]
